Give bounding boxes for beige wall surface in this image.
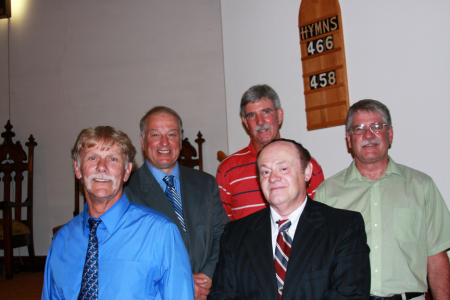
[221,0,450,212]
[0,0,227,256]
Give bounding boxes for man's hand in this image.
[193,273,212,300]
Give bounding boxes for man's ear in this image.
[73,161,82,179]
[346,131,352,149]
[242,115,249,130]
[140,136,145,152]
[277,108,284,125]
[388,126,394,145]
[304,162,313,182]
[123,162,133,182]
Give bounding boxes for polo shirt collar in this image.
[248,139,259,156]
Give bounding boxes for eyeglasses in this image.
[348,123,389,135]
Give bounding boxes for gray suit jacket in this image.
[124,163,229,278]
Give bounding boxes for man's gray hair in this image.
[139,106,183,138]
[240,84,281,118]
[346,99,392,131]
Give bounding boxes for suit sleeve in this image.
[200,176,230,278]
[324,213,371,299]
[216,164,235,221]
[307,157,324,200]
[208,224,242,300]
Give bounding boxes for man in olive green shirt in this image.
[315,99,450,300]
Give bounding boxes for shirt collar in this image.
[146,160,180,182]
[270,196,307,230]
[82,192,130,235]
[248,139,259,156]
[344,156,404,185]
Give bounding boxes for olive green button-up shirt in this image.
[315,157,450,296]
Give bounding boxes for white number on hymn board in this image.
[307,35,334,55]
[309,71,336,90]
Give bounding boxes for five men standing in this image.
[43,96,450,300]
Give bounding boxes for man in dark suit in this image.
[209,139,370,300]
[125,106,229,300]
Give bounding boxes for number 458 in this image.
[309,71,336,90]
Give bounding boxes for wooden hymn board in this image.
[299,0,349,131]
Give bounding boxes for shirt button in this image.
[375,269,378,272]
[374,224,378,227]
[374,203,378,205]
[374,246,378,249]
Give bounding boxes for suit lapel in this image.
[244,208,278,300]
[282,199,326,300]
[179,167,201,255]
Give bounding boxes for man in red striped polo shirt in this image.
[216,84,324,221]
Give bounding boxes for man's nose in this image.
[97,158,107,172]
[363,126,375,139]
[269,170,280,183]
[160,135,169,146]
[255,114,264,125]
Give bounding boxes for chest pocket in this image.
[394,208,422,243]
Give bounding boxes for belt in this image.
[370,293,424,300]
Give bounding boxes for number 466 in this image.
[307,35,334,55]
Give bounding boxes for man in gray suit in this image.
[125,106,229,300]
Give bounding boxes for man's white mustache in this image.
[360,139,380,147]
[85,173,118,190]
[255,124,271,132]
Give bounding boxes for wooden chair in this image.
[52,177,83,236]
[217,151,227,163]
[178,131,205,171]
[0,121,37,279]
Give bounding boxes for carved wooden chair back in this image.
[0,121,37,279]
[177,131,205,171]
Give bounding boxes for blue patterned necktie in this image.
[163,175,186,233]
[274,219,292,300]
[78,219,102,300]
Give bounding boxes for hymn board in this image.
[299,0,349,131]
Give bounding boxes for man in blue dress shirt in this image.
[42,126,194,300]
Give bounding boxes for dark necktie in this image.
[163,175,186,233]
[78,219,102,300]
[274,219,292,300]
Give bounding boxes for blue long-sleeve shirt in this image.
[42,193,194,300]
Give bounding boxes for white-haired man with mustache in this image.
[216,84,324,221]
[42,126,194,300]
[315,100,450,300]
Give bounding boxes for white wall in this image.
[221,0,450,212]
[0,0,227,255]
